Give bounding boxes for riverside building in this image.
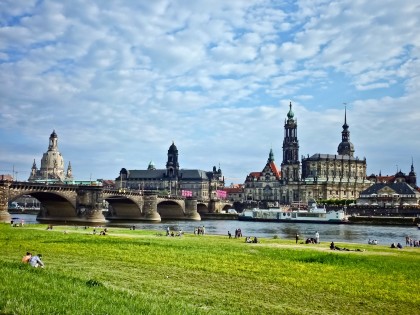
[116,142,225,200]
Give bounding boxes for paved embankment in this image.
[348,215,419,226]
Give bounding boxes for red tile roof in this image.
[268,161,281,179]
[0,174,13,181]
[223,187,244,193]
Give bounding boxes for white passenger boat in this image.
[238,203,349,224]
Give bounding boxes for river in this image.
[11,214,420,245]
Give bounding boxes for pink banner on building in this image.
[216,190,227,199]
[181,190,193,197]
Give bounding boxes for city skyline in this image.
[1,1,419,184]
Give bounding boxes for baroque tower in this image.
[337,106,355,157]
[281,102,300,183]
[408,158,417,188]
[166,142,179,178]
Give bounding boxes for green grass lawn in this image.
[0,223,419,315]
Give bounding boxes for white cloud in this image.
[0,0,419,182]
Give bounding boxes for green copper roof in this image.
[268,148,275,162]
[287,102,294,119]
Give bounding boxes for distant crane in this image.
[0,167,25,181]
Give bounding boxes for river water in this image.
[12,214,420,245]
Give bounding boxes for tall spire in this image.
[342,105,349,141]
[344,105,348,127]
[287,101,294,120]
[409,157,417,187]
[268,148,275,163]
[337,105,354,157]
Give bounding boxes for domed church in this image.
[28,130,73,183]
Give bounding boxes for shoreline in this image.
[8,210,420,226]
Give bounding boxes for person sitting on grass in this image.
[29,254,44,268]
[22,252,32,263]
[330,242,336,250]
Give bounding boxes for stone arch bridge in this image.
[0,180,233,223]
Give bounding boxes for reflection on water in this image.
[9,214,420,245]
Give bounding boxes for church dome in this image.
[395,170,405,178]
[50,130,57,138]
[168,142,178,153]
[337,141,354,156]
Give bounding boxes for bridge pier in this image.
[184,198,201,220]
[143,191,161,221]
[0,181,11,223]
[208,199,218,213]
[76,186,107,223]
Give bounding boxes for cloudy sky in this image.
[1,0,419,184]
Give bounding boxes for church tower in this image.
[337,107,355,157]
[408,158,417,188]
[281,102,300,182]
[30,159,37,178]
[65,161,73,180]
[166,142,179,178]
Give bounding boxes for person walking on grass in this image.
[296,233,299,244]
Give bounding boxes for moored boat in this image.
[238,203,349,224]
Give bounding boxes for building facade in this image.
[116,142,225,200]
[356,182,420,207]
[223,184,245,203]
[281,105,371,204]
[244,148,282,205]
[28,130,73,183]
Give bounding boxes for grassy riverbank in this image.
[0,224,419,315]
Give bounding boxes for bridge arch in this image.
[221,204,233,212]
[197,202,209,214]
[104,195,143,219]
[9,190,77,219]
[157,200,185,219]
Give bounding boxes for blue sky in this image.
[1,0,419,184]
